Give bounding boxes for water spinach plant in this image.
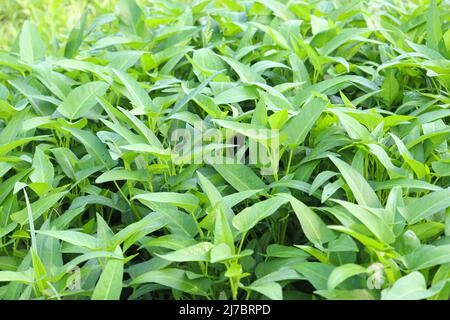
[0,0,449,300]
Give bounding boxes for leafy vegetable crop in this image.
[0,0,449,300]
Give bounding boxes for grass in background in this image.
[0,0,116,48]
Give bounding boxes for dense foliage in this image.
[0,0,449,300]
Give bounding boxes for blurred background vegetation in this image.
[0,0,117,48]
[1,0,446,50]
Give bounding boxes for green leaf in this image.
[381,272,444,300]
[403,245,450,270]
[282,97,326,146]
[51,147,78,179]
[233,196,288,233]
[248,268,301,300]
[426,0,442,52]
[217,55,264,84]
[214,85,259,105]
[29,146,54,185]
[214,207,235,250]
[0,136,51,157]
[92,247,124,300]
[197,172,222,208]
[254,0,295,21]
[120,143,171,158]
[293,75,379,105]
[332,199,395,244]
[294,262,334,290]
[133,192,199,213]
[64,10,88,58]
[95,168,148,183]
[212,119,275,141]
[268,109,289,130]
[158,242,214,262]
[318,28,371,56]
[173,69,225,114]
[329,155,382,208]
[57,81,109,119]
[112,68,158,113]
[381,70,399,105]
[63,127,116,169]
[0,269,34,284]
[19,21,46,63]
[248,281,282,300]
[279,193,335,246]
[11,191,67,225]
[213,164,267,192]
[404,188,450,224]
[131,268,209,296]
[331,109,371,141]
[327,264,366,290]
[35,230,101,250]
[110,212,166,248]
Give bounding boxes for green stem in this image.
[280,212,289,244]
[113,181,141,220]
[190,210,204,238]
[237,231,247,255]
[286,147,294,175]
